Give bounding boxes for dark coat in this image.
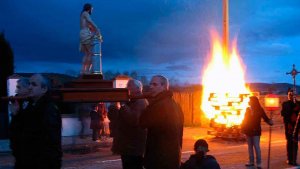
[107,104,119,137]
[8,99,27,167]
[118,99,148,156]
[18,94,62,169]
[140,91,184,169]
[9,101,24,154]
[281,100,300,133]
[90,110,104,129]
[241,107,271,136]
[180,154,221,169]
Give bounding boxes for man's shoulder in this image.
[282,100,291,106]
[205,155,217,160]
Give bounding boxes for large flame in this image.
[201,30,251,127]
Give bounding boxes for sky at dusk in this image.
[1,0,300,84]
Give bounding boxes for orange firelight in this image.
[201,30,251,127]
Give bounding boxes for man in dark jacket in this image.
[90,104,103,142]
[140,75,184,169]
[9,77,30,169]
[15,74,62,169]
[118,79,148,169]
[281,89,300,166]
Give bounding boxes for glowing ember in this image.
[201,30,251,127]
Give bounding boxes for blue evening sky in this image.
[1,0,300,84]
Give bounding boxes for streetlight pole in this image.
[264,94,280,169]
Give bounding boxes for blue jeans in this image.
[246,135,261,165]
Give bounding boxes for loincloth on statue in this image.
[79,29,94,52]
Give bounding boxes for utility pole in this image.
[223,0,229,61]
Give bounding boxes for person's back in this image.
[181,154,220,169]
[181,139,221,169]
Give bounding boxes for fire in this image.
[201,30,251,127]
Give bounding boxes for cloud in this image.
[1,0,300,84]
[166,64,192,71]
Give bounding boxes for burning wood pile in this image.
[206,92,250,139]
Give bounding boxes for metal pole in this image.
[267,111,273,169]
[222,0,229,61]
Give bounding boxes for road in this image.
[1,125,300,169]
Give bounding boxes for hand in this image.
[120,104,130,113]
[10,102,20,115]
[99,35,103,42]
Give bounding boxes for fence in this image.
[173,91,289,127]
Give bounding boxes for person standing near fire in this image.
[118,79,148,169]
[90,104,103,142]
[281,88,300,166]
[140,75,184,169]
[241,96,273,169]
[79,3,103,74]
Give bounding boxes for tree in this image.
[130,71,138,79]
[140,75,149,86]
[0,32,14,139]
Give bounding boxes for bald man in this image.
[17,74,62,169]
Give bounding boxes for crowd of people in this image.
[7,73,300,169]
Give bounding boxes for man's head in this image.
[28,74,50,102]
[149,75,169,97]
[92,104,98,111]
[127,79,143,96]
[288,88,294,101]
[82,3,93,15]
[16,77,30,97]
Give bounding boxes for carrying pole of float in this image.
[223,0,229,60]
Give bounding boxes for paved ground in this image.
[1,125,300,169]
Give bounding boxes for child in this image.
[181,139,221,169]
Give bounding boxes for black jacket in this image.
[118,99,148,156]
[180,154,221,169]
[241,107,271,136]
[18,94,62,168]
[140,91,184,169]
